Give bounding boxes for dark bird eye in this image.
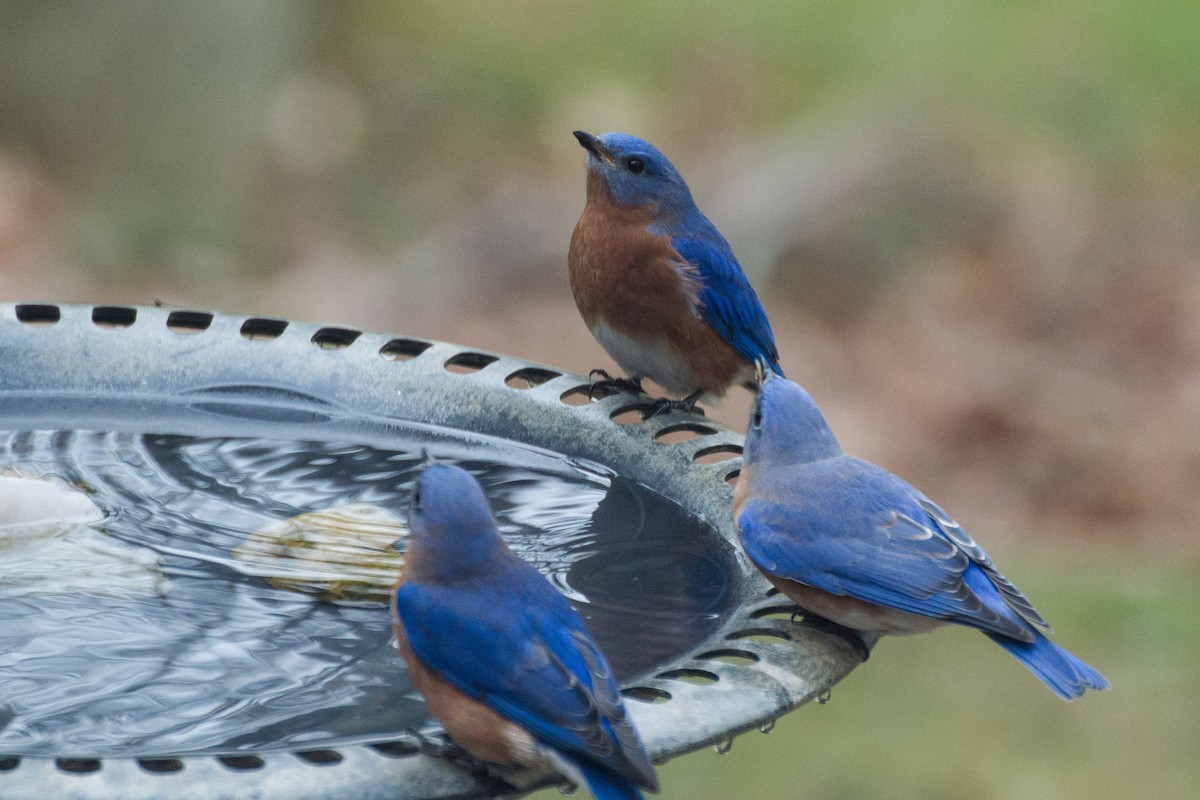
[626,157,645,175]
[751,403,763,430]
[411,482,423,510]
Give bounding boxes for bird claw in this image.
[645,388,706,418]
[645,397,705,418]
[587,369,644,399]
[797,614,872,662]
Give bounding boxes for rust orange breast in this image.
[569,176,692,331]
[568,174,749,396]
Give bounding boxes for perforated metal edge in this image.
[0,303,867,800]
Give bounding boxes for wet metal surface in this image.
[0,303,866,799]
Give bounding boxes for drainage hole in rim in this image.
[14,304,60,326]
[610,404,657,425]
[654,423,718,444]
[559,384,613,405]
[311,327,362,349]
[750,605,802,621]
[294,749,344,765]
[726,627,792,643]
[696,648,761,665]
[692,444,742,464]
[656,668,720,685]
[380,337,431,361]
[240,318,288,340]
[369,740,421,758]
[620,686,672,703]
[166,310,214,333]
[443,352,499,374]
[92,305,137,328]
[505,367,562,389]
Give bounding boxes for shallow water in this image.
[0,426,740,758]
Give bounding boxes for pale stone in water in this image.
[232,502,407,605]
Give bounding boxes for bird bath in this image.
[0,303,865,800]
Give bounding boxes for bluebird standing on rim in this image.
[569,131,782,414]
[734,371,1109,700]
[391,464,658,799]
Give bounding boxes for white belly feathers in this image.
[589,318,696,397]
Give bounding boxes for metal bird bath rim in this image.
[0,302,865,800]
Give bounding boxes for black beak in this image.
[573,130,614,166]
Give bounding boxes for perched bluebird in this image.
[391,464,658,799]
[734,372,1109,700]
[569,131,782,414]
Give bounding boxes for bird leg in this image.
[646,388,706,418]
[407,728,494,779]
[588,369,644,399]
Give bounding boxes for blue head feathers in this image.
[744,372,843,467]
[573,130,696,214]
[407,463,505,578]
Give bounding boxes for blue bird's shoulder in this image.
[667,221,782,375]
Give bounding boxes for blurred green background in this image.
[1,2,1196,798]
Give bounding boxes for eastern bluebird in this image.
[734,372,1109,700]
[569,131,782,415]
[391,464,659,799]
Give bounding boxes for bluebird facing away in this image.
[569,131,782,414]
[734,373,1109,700]
[391,464,658,799]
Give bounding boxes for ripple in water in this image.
[0,427,740,758]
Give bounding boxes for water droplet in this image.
[759,719,776,734]
[713,738,734,755]
[559,783,578,796]
[816,688,832,704]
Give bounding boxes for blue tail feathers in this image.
[988,630,1110,700]
[577,760,647,800]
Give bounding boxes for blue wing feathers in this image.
[670,232,782,375]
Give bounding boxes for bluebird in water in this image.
[569,131,782,414]
[734,372,1109,700]
[391,464,658,799]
